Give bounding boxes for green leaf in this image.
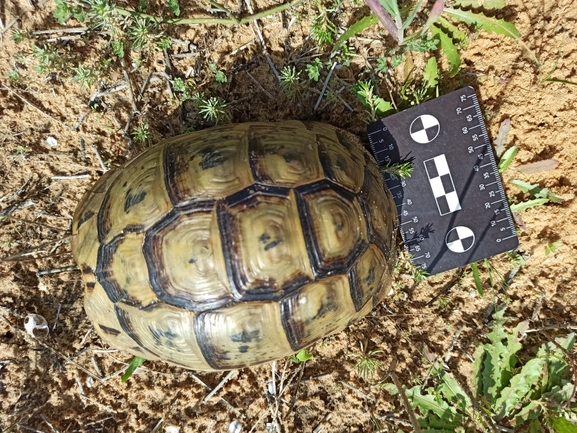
[444,8,521,39]
[437,16,468,47]
[511,400,543,427]
[452,0,507,8]
[510,179,539,194]
[121,356,146,383]
[498,145,518,172]
[291,348,313,363]
[378,0,400,19]
[493,357,546,420]
[333,14,378,53]
[379,382,399,395]
[54,0,72,24]
[430,24,461,77]
[423,57,439,88]
[510,198,550,213]
[167,0,180,16]
[550,417,577,433]
[470,262,484,296]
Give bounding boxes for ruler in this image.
[367,86,519,275]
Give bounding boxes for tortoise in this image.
[71,121,397,371]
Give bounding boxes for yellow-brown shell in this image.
[71,121,397,371]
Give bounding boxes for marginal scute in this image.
[115,302,209,370]
[85,281,160,361]
[195,301,292,370]
[163,125,253,204]
[248,123,324,187]
[349,244,389,312]
[281,274,356,350]
[97,145,172,244]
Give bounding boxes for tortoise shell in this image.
[71,121,397,371]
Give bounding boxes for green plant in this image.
[290,348,313,363]
[306,58,323,82]
[11,29,28,43]
[72,63,98,88]
[509,179,564,213]
[208,63,227,84]
[351,81,393,121]
[545,241,562,256]
[350,341,383,379]
[121,356,146,382]
[379,161,414,179]
[198,96,228,124]
[335,0,521,77]
[132,123,151,144]
[310,0,338,44]
[279,66,304,98]
[381,307,577,431]
[6,69,20,82]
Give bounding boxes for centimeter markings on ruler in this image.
[467,91,517,244]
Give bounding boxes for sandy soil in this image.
[0,0,576,431]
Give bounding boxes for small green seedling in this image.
[352,81,393,121]
[306,58,323,82]
[509,179,563,213]
[290,349,313,363]
[498,145,518,173]
[379,161,414,180]
[121,356,146,383]
[132,123,152,145]
[545,241,562,256]
[351,342,383,379]
[198,96,228,124]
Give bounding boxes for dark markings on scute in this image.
[149,325,179,347]
[264,239,282,251]
[124,188,147,213]
[193,312,231,370]
[143,205,233,313]
[230,329,261,343]
[279,297,305,351]
[94,239,126,303]
[99,324,121,336]
[198,149,229,170]
[76,210,94,229]
[239,345,249,353]
[365,267,376,285]
[224,183,290,207]
[347,266,364,312]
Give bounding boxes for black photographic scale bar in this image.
[367,86,519,275]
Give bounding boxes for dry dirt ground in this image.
[0,0,576,431]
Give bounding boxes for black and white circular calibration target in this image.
[445,226,475,253]
[409,114,440,144]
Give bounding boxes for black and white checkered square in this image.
[424,154,461,216]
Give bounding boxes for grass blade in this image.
[332,14,378,53]
[470,262,484,296]
[122,356,147,383]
